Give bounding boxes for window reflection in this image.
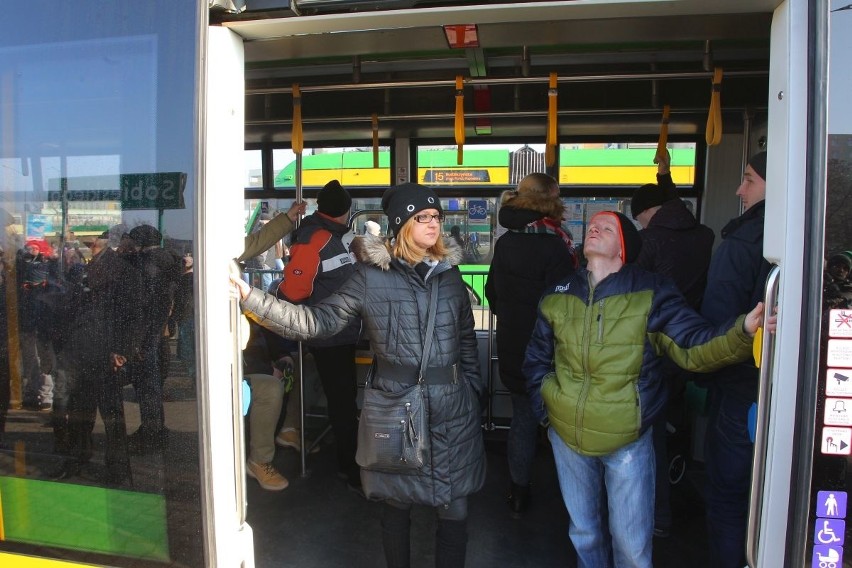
[0,2,202,566]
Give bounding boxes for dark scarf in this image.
[518,217,578,268]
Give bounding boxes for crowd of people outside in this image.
[0,220,194,486]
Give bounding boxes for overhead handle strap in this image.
[705,68,723,146]
[655,104,671,163]
[291,84,303,155]
[546,72,558,167]
[372,113,379,168]
[454,76,465,165]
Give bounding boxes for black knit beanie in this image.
[748,152,767,181]
[591,211,642,264]
[630,183,668,219]
[316,180,352,217]
[381,183,443,237]
[128,224,162,248]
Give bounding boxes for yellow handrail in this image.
[291,84,303,155]
[656,104,671,162]
[705,68,723,146]
[455,76,465,165]
[546,72,558,167]
[372,113,379,168]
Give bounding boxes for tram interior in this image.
[223,3,773,568]
[0,2,781,567]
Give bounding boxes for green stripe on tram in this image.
[0,477,169,562]
[559,147,695,166]
[417,149,509,167]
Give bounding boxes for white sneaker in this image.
[246,460,289,491]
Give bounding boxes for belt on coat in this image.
[375,359,458,385]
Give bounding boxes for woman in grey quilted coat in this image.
[232,182,485,568]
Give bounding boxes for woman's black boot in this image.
[381,502,411,568]
[508,482,531,518]
[435,518,468,568]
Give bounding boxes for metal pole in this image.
[246,69,767,96]
[59,158,68,271]
[296,152,310,478]
[247,105,765,127]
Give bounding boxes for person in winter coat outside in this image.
[232,182,485,568]
[523,211,772,568]
[629,149,715,538]
[484,172,578,518]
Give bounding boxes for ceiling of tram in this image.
[218,1,776,144]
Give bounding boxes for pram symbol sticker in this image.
[817,491,847,518]
[821,427,852,455]
[827,369,852,397]
[815,519,845,545]
[813,545,842,568]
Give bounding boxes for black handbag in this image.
[356,282,439,472]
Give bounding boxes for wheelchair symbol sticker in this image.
[815,518,845,546]
[813,545,842,568]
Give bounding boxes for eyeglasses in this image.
[413,213,444,224]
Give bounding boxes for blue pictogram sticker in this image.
[813,545,842,568]
[815,518,845,546]
[817,491,847,518]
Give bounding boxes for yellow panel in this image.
[0,553,99,567]
[302,169,390,187]
[558,166,695,185]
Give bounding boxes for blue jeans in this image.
[548,427,654,568]
[704,388,753,568]
[508,393,538,486]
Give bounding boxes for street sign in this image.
[47,172,187,210]
[468,199,487,220]
[25,214,53,239]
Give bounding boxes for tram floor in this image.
[247,426,713,568]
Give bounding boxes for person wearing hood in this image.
[277,180,362,493]
[484,172,578,518]
[629,150,715,538]
[699,151,772,568]
[524,210,770,568]
[125,224,181,455]
[232,182,485,568]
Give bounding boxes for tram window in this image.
[558,142,697,188]
[1,2,204,566]
[273,146,392,189]
[244,149,263,188]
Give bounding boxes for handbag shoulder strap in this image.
[418,279,440,384]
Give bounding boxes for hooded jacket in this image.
[636,198,714,311]
[484,205,578,394]
[523,264,754,457]
[242,235,485,506]
[699,200,771,402]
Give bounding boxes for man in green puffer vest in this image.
[523,211,772,568]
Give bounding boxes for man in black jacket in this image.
[699,152,771,568]
[630,150,715,538]
[280,180,362,492]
